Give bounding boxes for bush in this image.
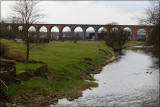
[147,24,160,52]
[105,28,130,52]
[0,41,9,56]
[39,37,49,43]
[0,40,25,60]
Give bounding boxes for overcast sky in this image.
[1,1,150,26]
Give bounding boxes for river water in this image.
[50,48,159,107]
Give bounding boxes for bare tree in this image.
[0,18,20,39]
[136,1,160,52]
[134,1,160,25]
[105,22,130,53]
[10,0,44,62]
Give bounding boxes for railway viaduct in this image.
[4,24,154,41]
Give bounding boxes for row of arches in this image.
[7,25,153,34]
[27,26,106,33]
[6,25,153,41]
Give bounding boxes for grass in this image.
[0,39,42,73]
[8,76,50,97]
[29,41,110,72]
[124,41,146,47]
[16,62,43,73]
[0,39,112,102]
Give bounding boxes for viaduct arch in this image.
[4,24,154,41]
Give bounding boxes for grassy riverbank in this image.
[0,39,113,106]
[124,41,146,47]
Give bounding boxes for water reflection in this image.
[50,48,159,107]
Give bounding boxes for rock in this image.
[16,64,47,81]
[54,90,59,92]
[0,59,16,85]
[0,67,5,71]
[15,79,21,84]
[16,105,24,107]
[5,103,12,107]
[12,104,16,106]
[86,62,93,65]
[84,58,92,61]
[52,100,58,105]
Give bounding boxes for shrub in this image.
[0,41,9,56]
[39,37,49,43]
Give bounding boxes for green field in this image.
[0,39,112,103]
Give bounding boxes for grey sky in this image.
[1,1,150,25]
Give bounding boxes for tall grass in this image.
[0,40,9,56]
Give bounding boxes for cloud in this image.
[39,1,147,25]
[1,1,14,19]
[1,1,149,25]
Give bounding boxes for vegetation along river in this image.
[50,47,159,106]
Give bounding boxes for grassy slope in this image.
[30,41,110,79]
[0,39,43,73]
[0,39,112,101]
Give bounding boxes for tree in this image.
[137,1,160,25]
[105,23,130,53]
[146,1,160,52]
[148,24,160,50]
[9,17,22,39]
[10,0,44,62]
[73,32,78,43]
[0,20,8,39]
[137,1,160,52]
[0,18,21,39]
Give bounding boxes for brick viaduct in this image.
[6,24,154,41]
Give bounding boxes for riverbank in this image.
[52,47,159,106]
[123,41,146,50]
[124,41,159,60]
[124,41,146,47]
[0,39,114,106]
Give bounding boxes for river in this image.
[50,48,159,106]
